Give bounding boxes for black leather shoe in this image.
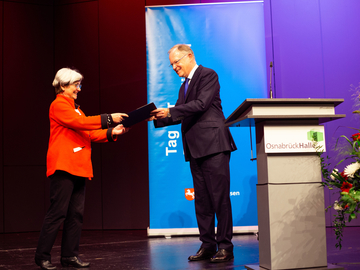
[210,248,234,263]
[60,256,90,268]
[35,258,57,270]
[188,247,216,261]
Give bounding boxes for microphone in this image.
[269,61,273,99]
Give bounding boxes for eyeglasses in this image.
[73,83,82,89]
[169,54,188,68]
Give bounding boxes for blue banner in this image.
[146,1,267,234]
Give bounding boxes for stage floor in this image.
[0,227,359,270]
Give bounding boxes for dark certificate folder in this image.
[121,102,157,127]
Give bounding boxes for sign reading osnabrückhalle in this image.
[264,126,326,153]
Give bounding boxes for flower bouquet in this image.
[315,132,360,249]
[314,85,360,249]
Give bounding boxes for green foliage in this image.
[333,210,346,250]
[314,132,360,250]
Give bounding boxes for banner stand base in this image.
[147,226,258,237]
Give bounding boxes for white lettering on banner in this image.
[230,191,240,196]
[166,131,179,156]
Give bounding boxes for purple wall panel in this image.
[320,0,360,226]
[0,2,4,233]
[270,0,360,226]
[271,0,325,98]
[99,0,148,229]
[54,1,103,229]
[321,0,360,121]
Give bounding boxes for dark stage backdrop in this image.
[0,1,3,234]
[1,1,53,233]
[0,0,149,233]
[52,0,149,230]
[1,0,360,233]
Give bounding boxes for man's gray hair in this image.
[53,68,83,94]
[168,44,194,56]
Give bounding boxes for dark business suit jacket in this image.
[155,65,237,161]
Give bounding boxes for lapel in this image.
[184,65,202,102]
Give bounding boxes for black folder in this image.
[121,102,157,127]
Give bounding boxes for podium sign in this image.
[264,125,325,153]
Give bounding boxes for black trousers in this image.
[189,151,233,252]
[35,170,86,261]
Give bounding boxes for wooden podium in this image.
[225,99,345,270]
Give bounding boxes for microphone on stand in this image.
[269,61,273,99]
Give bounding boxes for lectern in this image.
[225,99,345,270]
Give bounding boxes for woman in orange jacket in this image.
[35,68,129,270]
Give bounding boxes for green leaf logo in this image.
[308,130,324,142]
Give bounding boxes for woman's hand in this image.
[111,113,128,123]
[146,116,156,121]
[112,124,130,135]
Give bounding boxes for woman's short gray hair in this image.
[53,68,83,94]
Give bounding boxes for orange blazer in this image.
[46,95,115,179]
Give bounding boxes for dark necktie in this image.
[184,78,189,98]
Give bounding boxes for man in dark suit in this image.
[151,44,237,263]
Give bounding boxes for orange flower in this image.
[340,182,353,193]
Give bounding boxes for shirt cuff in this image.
[107,128,117,142]
[100,114,108,129]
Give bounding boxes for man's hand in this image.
[151,108,170,119]
[111,113,129,123]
